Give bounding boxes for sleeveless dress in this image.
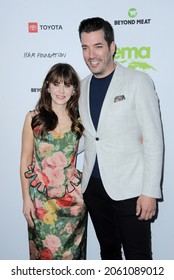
[24,128,87,260]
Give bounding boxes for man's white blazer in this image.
[79,63,163,200]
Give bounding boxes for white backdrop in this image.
[0,0,174,260]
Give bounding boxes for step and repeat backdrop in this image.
[0,0,173,260]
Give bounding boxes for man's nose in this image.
[88,48,95,58]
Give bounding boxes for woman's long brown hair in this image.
[31,63,84,139]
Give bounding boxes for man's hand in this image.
[136,195,156,220]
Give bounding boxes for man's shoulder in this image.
[116,62,150,81]
[116,63,155,94]
[81,73,92,85]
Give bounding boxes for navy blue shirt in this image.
[89,71,114,177]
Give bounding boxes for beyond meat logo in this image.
[114,8,151,25]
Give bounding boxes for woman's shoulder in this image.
[28,110,39,118]
[24,110,38,124]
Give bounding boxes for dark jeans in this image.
[83,176,152,260]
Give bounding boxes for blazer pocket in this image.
[112,98,129,114]
[114,95,126,103]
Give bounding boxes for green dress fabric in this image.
[25,128,87,260]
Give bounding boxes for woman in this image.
[20,63,87,260]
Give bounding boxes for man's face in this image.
[80,29,115,78]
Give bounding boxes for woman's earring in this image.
[72,90,75,96]
[47,88,50,93]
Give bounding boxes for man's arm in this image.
[135,73,164,219]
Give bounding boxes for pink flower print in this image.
[42,171,50,187]
[34,198,42,208]
[47,186,65,199]
[43,234,61,254]
[66,168,78,181]
[70,205,84,216]
[33,199,45,219]
[66,168,82,193]
[64,222,75,234]
[62,251,74,260]
[42,152,68,170]
[33,164,48,190]
[43,167,65,187]
[39,143,53,157]
[56,192,73,208]
[36,208,47,220]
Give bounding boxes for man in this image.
[78,17,163,260]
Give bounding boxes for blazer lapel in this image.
[97,63,125,132]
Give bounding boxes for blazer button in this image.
[95,137,99,141]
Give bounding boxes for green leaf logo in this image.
[128,8,137,18]
[119,60,156,71]
[115,47,156,72]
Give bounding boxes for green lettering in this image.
[115,46,150,60]
[138,47,150,59]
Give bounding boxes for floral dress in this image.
[25,128,87,260]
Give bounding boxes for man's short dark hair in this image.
[78,17,115,47]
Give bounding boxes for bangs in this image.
[49,68,74,86]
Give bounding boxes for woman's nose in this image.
[59,84,65,93]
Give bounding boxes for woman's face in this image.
[48,79,74,108]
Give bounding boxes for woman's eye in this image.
[53,82,60,86]
[64,83,71,87]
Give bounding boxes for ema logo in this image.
[115,46,156,72]
[28,22,38,33]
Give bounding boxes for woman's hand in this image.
[23,198,36,227]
